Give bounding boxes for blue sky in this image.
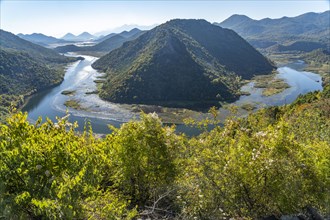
[1,0,329,37]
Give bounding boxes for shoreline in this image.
[20,81,63,112]
[20,59,83,112]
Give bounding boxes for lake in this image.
[22,55,323,135]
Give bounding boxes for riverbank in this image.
[250,71,290,96]
[0,61,81,122]
[21,53,323,135]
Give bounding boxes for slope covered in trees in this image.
[0,30,75,64]
[0,49,63,95]
[1,85,329,219]
[92,19,275,108]
[301,49,330,86]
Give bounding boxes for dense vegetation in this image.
[0,94,24,121]
[1,85,329,219]
[302,49,330,85]
[216,11,330,52]
[273,41,326,53]
[92,19,274,108]
[0,49,64,95]
[0,29,80,121]
[0,48,63,120]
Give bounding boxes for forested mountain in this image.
[92,19,275,108]
[0,29,80,120]
[216,11,330,51]
[17,33,69,46]
[90,30,145,52]
[0,29,75,64]
[54,29,145,53]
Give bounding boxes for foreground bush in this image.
[0,87,329,219]
[0,113,137,219]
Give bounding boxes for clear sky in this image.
[1,0,329,37]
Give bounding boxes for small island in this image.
[61,90,76,96]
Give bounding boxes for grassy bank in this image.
[265,50,329,86]
[64,99,87,111]
[61,90,76,96]
[252,73,290,96]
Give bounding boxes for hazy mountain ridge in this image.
[61,32,96,41]
[54,28,145,54]
[94,24,157,36]
[61,33,77,41]
[17,33,70,46]
[94,33,116,43]
[92,19,275,108]
[216,10,330,52]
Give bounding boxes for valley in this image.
[1,4,329,219]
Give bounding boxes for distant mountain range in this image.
[54,28,145,54]
[17,32,99,47]
[216,10,330,52]
[61,32,97,41]
[96,28,142,42]
[94,33,116,43]
[17,33,71,46]
[94,24,157,36]
[92,19,275,108]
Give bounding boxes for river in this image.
[22,55,323,135]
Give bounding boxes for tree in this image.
[104,113,180,210]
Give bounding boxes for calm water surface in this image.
[22,56,323,135]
